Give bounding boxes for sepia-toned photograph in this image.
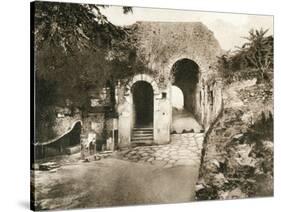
[31,1,274,210]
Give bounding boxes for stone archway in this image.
[171,58,200,114]
[126,74,159,95]
[118,74,163,146]
[170,58,203,133]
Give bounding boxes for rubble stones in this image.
[39,162,60,171]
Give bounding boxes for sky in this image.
[101,6,273,51]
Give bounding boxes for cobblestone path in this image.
[34,133,205,210]
[119,133,204,168]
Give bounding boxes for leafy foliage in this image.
[197,108,273,200]
[34,2,138,142]
[34,2,136,106]
[34,2,126,52]
[219,29,273,83]
[239,29,273,79]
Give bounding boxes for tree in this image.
[34,2,128,53]
[34,2,135,107]
[238,29,273,81]
[218,28,273,83]
[33,2,135,142]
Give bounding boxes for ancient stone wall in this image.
[132,22,223,84]
[131,22,223,129]
[117,73,171,147]
[84,22,224,148]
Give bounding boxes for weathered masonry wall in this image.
[133,22,223,129]
[42,22,224,151]
[132,22,222,81]
[117,75,223,147]
[116,22,224,147]
[117,74,171,147]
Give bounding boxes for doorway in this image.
[170,58,203,133]
[132,81,154,128]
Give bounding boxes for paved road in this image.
[33,133,204,210]
[120,133,204,168]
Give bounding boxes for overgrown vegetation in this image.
[197,110,273,200]
[197,28,273,200]
[35,2,133,103]
[219,29,273,84]
[34,2,146,142]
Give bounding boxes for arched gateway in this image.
[117,74,171,147]
[116,22,223,148]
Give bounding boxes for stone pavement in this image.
[33,133,205,210]
[119,133,204,168]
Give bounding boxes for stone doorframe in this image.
[126,74,159,96]
[118,73,171,147]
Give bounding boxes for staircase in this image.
[131,128,153,144]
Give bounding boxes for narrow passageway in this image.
[170,58,203,133]
[172,108,203,133]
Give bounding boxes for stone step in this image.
[132,134,153,138]
[131,136,153,141]
[131,139,154,146]
[133,128,153,136]
[133,128,153,132]
[132,127,153,143]
[132,134,153,137]
[132,131,153,136]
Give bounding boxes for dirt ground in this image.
[33,157,199,210]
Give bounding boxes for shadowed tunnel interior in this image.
[171,58,199,113]
[132,81,154,127]
[171,59,202,133]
